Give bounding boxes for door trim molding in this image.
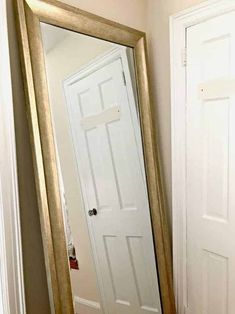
[0,0,26,313]
[170,1,235,313]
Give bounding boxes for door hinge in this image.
[122,71,127,86]
[181,47,187,67]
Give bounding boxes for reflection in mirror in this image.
[41,23,162,314]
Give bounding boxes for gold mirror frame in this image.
[14,0,175,313]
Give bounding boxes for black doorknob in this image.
[88,208,97,216]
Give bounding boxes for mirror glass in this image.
[40,23,162,314]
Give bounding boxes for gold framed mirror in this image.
[14,0,175,313]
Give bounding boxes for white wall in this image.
[146,0,206,225]
[59,0,148,31]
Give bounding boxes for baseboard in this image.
[74,296,101,314]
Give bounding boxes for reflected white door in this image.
[64,51,162,314]
[186,12,235,314]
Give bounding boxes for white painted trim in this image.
[0,0,26,313]
[170,1,235,313]
[74,296,101,310]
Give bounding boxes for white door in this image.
[186,12,235,314]
[64,52,162,314]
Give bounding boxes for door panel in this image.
[65,55,161,314]
[186,12,235,314]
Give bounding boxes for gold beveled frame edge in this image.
[14,0,176,313]
[134,39,175,314]
[15,1,74,313]
[14,0,62,313]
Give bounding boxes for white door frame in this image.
[170,1,235,313]
[0,0,26,313]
